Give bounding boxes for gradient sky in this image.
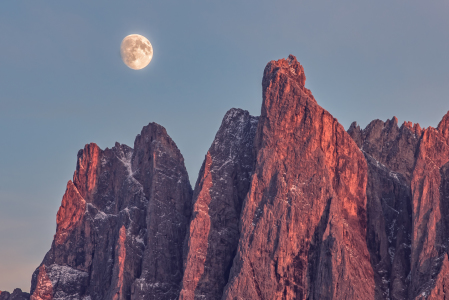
[1,1,449,293]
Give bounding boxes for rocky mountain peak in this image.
[402,120,423,138]
[386,116,399,128]
[437,110,449,141]
[179,108,258,300]
[20,55,449,300]
[347,121,363,148]
[262,55,314,104]
[263,54,305,85]
[30,121,192,300]
[224,54,374,299]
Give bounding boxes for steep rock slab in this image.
[30,123,192,300]
[364,153,412,300]
[409,122,449,299]
[223,55,374,300]
[130,123,192,300]
[179,108,258,300]
[424,161,449,299]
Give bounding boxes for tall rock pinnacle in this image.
[223,55,375,299]
[179,108,258,300]
[30,124,192,300]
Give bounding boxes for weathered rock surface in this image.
[348,118,418,299]
[0,289,30,300]
[348,111,449,299]
[409,121,449,299]
[30,123,192,300]
[179,108,258,300]
[21,55,449,299]
[223,55,374,299]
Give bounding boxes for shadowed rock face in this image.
[222,55,374,299]
[179,108,258,300]
[0,289,30,300]
[348,118,419,299]
[29,123,192,300]
[348,111,449,299]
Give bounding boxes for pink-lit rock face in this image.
[30,124,192,300]
[112,226,126,300]
[223,55,374,299]
[55,181,86,245]
[27,56,449,300]
[30,266,52,300]
[73,143,101,200]
[438,111,449,143]
[409,127,449,299]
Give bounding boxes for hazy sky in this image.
[1,1,449,293]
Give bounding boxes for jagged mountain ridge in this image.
[348,113,449,299]
[12,55,449,299]
[0,289,30,300]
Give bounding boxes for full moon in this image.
[120,34,153,70]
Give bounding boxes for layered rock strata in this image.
[30,123,192,300]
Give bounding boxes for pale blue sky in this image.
[1,0,448,292]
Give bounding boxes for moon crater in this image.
[120,34,153,70]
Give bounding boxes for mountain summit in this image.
[19,56,449,300]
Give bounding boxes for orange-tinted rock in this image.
[409,127,449,298]
[54,181,86,245]
[223,55,374,299]
[30,266,52,300]
[73,143,101,200]
[438,111,449,142]
[30,123,192,300]
[111,226,127,300]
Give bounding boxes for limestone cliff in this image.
[30,124,192,300]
